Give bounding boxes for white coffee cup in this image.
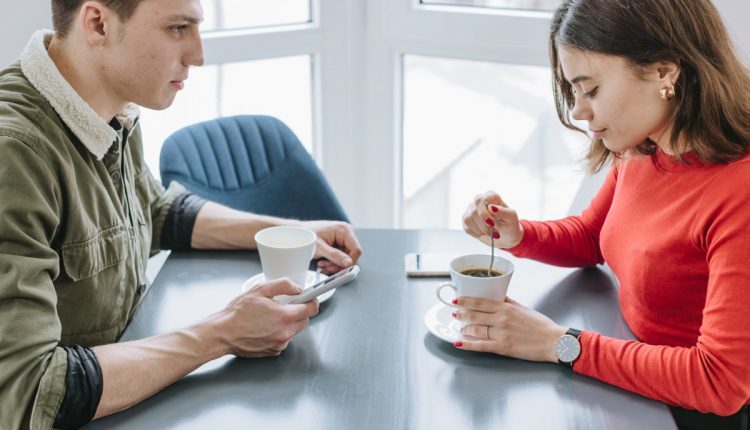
[436,254,514,307]
[254,226,317,287]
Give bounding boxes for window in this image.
[134,0,585,228]
[140,56,313,179]
[138,0,323,182]
[421,0,560,12]
[201,0,311,32]
[402,55,587,228]
[346,0,579,227]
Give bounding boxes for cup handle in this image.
[436,283,458,307]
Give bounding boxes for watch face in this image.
[555,334,581,363]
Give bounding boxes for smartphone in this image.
[273,265,360,304]
[404,253,455,277]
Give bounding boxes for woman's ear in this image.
[656,61,681,85]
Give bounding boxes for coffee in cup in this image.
[459,268,505,278]
[436,254,514,307]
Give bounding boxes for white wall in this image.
[0,0,51,68]
[713,0,750,62]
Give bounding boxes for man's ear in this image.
[78,1,116,46]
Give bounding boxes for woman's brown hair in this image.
[549,0,750,172]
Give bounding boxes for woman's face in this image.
[558,46,679,153]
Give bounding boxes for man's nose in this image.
[186,34,205,67]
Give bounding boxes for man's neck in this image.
[47,36,126,122]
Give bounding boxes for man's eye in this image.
[170,25,187,34]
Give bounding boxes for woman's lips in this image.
[591,128,607,138]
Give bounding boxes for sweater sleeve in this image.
[572,164,750,416]
[507,166,617,267]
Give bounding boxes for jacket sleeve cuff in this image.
[29,347,68,430]
[52,346,103,430]
[161,191,208,251]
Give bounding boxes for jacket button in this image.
[111,171,122,183]
[138,283,147,294]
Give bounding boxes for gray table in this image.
[87,229,677,429]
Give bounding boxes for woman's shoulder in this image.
[716,150,750,177]
[700,151,750,204]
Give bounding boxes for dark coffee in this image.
[460,268,504,278]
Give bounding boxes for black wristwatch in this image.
[555,328,582,366]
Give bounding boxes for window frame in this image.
[350,0,553,227]
[191,0,554,228]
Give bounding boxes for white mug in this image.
[436,254,514,307]
[254,226,317,287]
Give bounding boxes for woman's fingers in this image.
[456,296,504,312]
[454,339,496,354]
[455,309,496,326]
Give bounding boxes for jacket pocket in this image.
[61,225,128,281]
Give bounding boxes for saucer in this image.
[241,270,335,304]
[424,302,464,343]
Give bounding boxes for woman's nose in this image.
[571,99,592,122]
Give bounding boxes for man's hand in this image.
[213,278,320,357]
[300,220,363,274]
[92,278,318,418]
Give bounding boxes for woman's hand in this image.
[452,296,567,363]
[462,191,524,249]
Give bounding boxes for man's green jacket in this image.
[0,31,191,429]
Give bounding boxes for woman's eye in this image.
[584,87,599,98]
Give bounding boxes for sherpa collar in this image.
[20,30,140,160]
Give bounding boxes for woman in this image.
[458,1,750,429]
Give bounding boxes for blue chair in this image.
[159,115,349,222]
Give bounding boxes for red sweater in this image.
[509,149,750,415]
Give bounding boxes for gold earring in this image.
[660,84,675,101]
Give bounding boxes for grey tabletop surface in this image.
[86,229,677,429]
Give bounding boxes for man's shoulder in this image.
[0,63,67,157]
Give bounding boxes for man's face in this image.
[100,0,204,110]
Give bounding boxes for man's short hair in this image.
[51,0,144,38]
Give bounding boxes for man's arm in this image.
[190,201,363,273]
[190,201,297,249]
[92,279,318,419]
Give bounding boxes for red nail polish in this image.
[454,341,463,348]
[485,218,495,227]
[451,298,459,305]
[490,205,499,213]
[492,231,500,240]
[451,311,458,318]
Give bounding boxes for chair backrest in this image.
[160,115,349,222]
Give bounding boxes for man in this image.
[0,0,362,428]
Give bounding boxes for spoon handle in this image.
[485,201,495,276]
